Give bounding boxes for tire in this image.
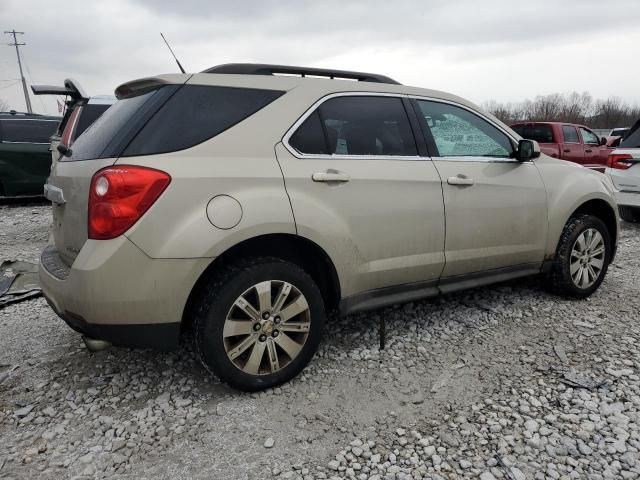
[619,206,640,223]
[546,214,611,299]
[194,256,325,391]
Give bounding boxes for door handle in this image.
[312,170,350,183]
[563,149,571,153]
[447,175,474,186]
[585,149,593,153]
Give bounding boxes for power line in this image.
[4,29,32,113]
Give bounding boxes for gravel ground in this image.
[1,202,639,480]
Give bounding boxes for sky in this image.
[1,0,639,116]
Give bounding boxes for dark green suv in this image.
[0,111,60,197]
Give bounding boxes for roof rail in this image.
[202,63,401,85]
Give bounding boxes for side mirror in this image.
[516,139,540,161]
[600,136,607,146]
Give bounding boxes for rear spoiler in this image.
[31,78,88,101]
[115,75,191,99]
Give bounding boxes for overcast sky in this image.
[1,0,639,116]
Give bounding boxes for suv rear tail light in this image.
[88,166,171,240]
[607,153,634,170]
[61,106,81,146]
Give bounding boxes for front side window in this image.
[417,101,514,158]
[289,96,418,157]
[580,127,599,145]
[562,126,579,143]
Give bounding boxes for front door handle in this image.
[447,175,474,186]
[312,170,350,183]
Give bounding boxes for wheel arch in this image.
[181,233,341,331]
[566,198,618,261]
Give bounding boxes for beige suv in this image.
[40,64,619,391]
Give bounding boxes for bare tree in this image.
[484,92,638,129]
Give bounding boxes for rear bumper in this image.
[39,237,210,350]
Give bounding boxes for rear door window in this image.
[289,96,418,157]
[562,126,579,143]
[0,119,58,143]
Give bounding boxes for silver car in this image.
[39,64,619,391]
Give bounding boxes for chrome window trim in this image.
[282,91,425,162]
[0,141,50,145]
[282,91,523,163]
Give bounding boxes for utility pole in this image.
[4,29,33,113]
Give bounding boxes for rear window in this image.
[0,119,58,143]
[511,124,554,143]
[123,85,284,157]
[74,104,112,140]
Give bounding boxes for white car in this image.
[605,120,640,221]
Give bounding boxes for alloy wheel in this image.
[223,280,311,375]
[570,228,606,289]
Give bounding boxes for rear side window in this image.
[512,124,554,143]
[0,119,58,143]
[562,126,579,143]
[289,96,417,157]
[123,86,284,157]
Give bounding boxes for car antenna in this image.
[160,32,186,74]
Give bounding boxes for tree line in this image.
[482,92,640,129]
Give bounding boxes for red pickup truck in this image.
[510,122,612,171]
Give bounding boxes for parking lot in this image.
[0,202,639,479]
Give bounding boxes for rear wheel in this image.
[546,214,611,298]
[194,257,325,391]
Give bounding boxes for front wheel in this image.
[194,257,325,391]
[546,214,611,298]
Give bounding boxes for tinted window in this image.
[316,96,417,156]
[289,110,328,154]
[620,122,640,148]
[562,126,579,143]
[580,127,599,145]
[124,85,283,157]
[512,124,554,143]
[0,119,58,143]
[74,104,111,140]
[418,101,513,157]
[68,88,170,161]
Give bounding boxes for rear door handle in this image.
[563,148,571,153]
[447,175,474,186]
[585,149,593,153]
[312,171,350,183]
